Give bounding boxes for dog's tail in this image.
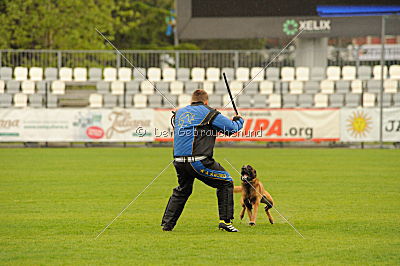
[233,186,242,193]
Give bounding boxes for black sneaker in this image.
[161,224,174,231]
[218,222,239,232]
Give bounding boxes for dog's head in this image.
[241,165,257,182]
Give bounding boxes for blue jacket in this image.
[173,102,244,157]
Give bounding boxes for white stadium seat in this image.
[384,79,398,93]
[0,80,4,93]
[89,93,103,108]
[73,67,87,82]
[320,80,334,94]
[133,94,147,108]
[351,80,363,94]
[140,81,154,95]
[59,67,73,81]
[178,94,191,107]
[170,81,184,95]
[314,94,328,108]
[281,67,295,81]
[373,65,388,80]
[104,67,117,82]
[230,81,242,95]
[363,93,376,107]
[206,67,220,82]
[14,93,28,108]
[203,81,214,94]
[118,67,132,81]
[296,67,310,81]
[162,68,176,82]
[29,67,43,81]
[111,81,124,95]
[326,66,340,80]
[21,80,35,94]
[250,67,264,81]
[268,94,281,108]
[289,80,303,94]
[191,68,205,82]
[259,81,274,94]
[51,80,65,95]
[342,66,356,80]
[389,65,400,79]
[236,67,250,82]
[14,67,28,81]
[147,67,161,82]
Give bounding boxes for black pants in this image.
[161,158,234,228]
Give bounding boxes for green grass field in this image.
[0,148,399,265]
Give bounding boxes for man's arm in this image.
[211,114,244,136]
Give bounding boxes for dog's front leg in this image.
[249,202,259,226]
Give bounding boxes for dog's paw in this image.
[249,222,256,226]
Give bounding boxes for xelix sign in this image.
[283,19,331,36]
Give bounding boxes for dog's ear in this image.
[253,168,257,178]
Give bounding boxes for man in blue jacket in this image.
[161,89,244,232]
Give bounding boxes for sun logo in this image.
[347,111,372,138]
[177,112,195,127]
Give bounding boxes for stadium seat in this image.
[14,93,28,108]
[357,65,372,80]
[298,94,313,108]
[178,94,191,107]
[119,95,133,107]
[191,68,205,82]
[230,81,243,95]
[222,94,234,109]
[29,94,43,108]
[96,81,110,94]
[104,67,117,82]
[214,81,226,95]
[326,66,340,80]
[118,67,132,81]
[250,67,264,81]
[336,80,350,94]
[36,81,47,94]
[377,94,392,107]
[89,68,102,81]
[206,67,220,82]
[281,67,295,81]
[366,80,381,93]
[0,94,12,108]
[363,93,376,107]
[373,65,388,80]
[329,94,344,107]
[44,67,58,81]
[259,81,274,94]
[253,95,267,108]
[125,81,140,95]
[283,94,297,108]
[342,66,356,80]
[133,68,147,81]
[289,80,303,94]
[47,95,58,108]
[389,65,400,79]
[351,80,363,94]
[320,80,334,94]
[155,81,170,95]
[170,81,184,95]
[133,94,147,108]
[393,93,400,107]
[314,94,328,108]
[384,79,398,93]
[162,68,176,82]
[202,81,214,94]
[0,67,12,81]
[29,67,43,81]
[278,81,289,94]
[221,68,234,81]
[304,81,319,94]
[73,67,87,82]
[14,67,28,81]
[266,67,280,81]
[310,67,325,81]
[59,67,73,81]
[162,94,177,107]
[111,81,124,95]
[268,94,281,108]
[236,68,250,82]
[51,80,65,95]
[185,81,199,94]
[296,67,310,81]
[89,93,103,108]
[209,94,223,108]
[237,95,252,108]
[0,80,4,93]
[148,95,163,108]
[141,80,154,95]
[345,94,361,107]
[177,68,190,81]
[103,94,118,108]
[245,82,259,95]
[21,80,35,94]
[6,80,20,94]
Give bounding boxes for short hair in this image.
[191,89,208,103]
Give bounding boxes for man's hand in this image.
[232,115,243,122]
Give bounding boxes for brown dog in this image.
[234,165,274,226]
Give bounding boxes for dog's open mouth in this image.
[241,165,256,182]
